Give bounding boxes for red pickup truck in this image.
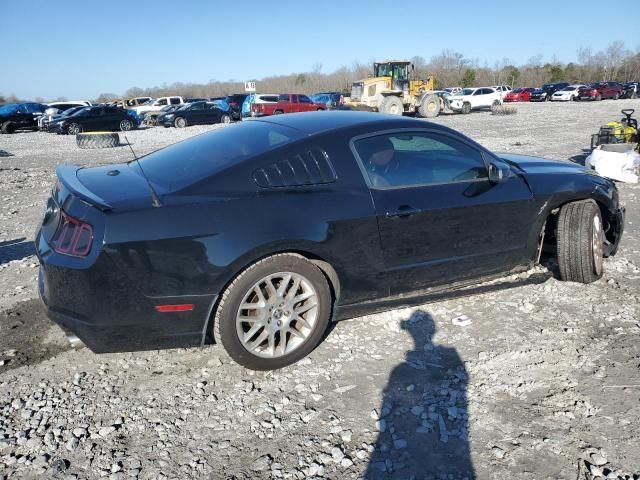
[250,94,326,117]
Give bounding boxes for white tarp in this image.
[585,146,640,183]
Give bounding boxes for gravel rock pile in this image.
[1,101,639,479]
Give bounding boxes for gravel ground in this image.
[0,100,639,480]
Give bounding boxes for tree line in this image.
[2,42,639,104]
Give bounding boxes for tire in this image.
[379,96,403,115]
[76,132,120,149]
[570,95,575,101]
[1,121,16,134]
[214,253,332,370]
[596,94,602,101]
[545,95,551,101]
[418,94,440,118]
[557,200,604,284]
[119,119,133,131]
[220,114,231,124]
[461,102,472,114]
[174,117,187,128]
[273,110,284,115]
[66,123,82,135]
[613,93,619,100]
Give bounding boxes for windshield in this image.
[375,63,393,77]
[560,86,573,91]
[136,121,306,192]
[0,104,18,115]
[68,106,91,117]
[62,106,85,116]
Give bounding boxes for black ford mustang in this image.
[36,112,625,370]
[162,101,231,128]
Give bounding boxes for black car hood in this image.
[499,153,589,175]
[76,162,158,211]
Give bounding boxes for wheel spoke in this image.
[292,313,312,330]
[293,290,314,304]
[243,323,262,343]
[295,300,317,315]
[276,274,292,297]
[284,276,301,301]
[249,329,269,351]
[265,278,278,300]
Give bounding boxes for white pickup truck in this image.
[132,96,185,115]
[447,87,502,114]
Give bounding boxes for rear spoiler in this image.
[56,165,112,211]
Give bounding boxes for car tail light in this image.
[52,212,93,257]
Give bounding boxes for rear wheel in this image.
[557,200,604,284]
[174,117,187,128]
[214,254,332,370]
[1,121,16,134]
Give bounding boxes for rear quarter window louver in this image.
[253,148,337,188]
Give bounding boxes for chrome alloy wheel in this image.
[235,272,318,358]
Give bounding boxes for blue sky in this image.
[2,0,638,100]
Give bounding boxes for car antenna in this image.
[124,135,162,208]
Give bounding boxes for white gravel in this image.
[1,100,639,479]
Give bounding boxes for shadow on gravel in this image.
[0,299,70,374]
[0,238,35,264]
[0,149,14,157]
[569,148,592,166]
[365,311,475,479]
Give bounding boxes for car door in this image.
[298,95,315,111]
[352,129,535,294]
[471,89,485,108]
[187,103,204,124]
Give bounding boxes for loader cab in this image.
[374,61,411,92]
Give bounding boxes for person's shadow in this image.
[365,310,475,479]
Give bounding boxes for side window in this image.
[353,132,488,189]
[191,103,204,110]
[278,94,290,102]
[157,99,168,106]
[170,98,181,105]
[472,90,481,96]
[299,95,312,103]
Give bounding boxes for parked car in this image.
[551,85,586,102]
[39,101,92,130]
[162,101,230,128]
[125,97,152,107]
[448,87,502,114]
[491,85,512,99]
[621,82,639,99]
[504,87,536,102]
[310,92,345,110]
[241,94,280,119]
[226,94,249,121]
[35,111,625,370]
[147,105,182,126]
[132,96,185,115]
[48,106,135,134]
[185,98,209,103]
[529,83,570,102]
[578,82,625,101]
[40,106,88,131]
[0,102,47,133]
[251,94,326,117]
[443,87,462,95]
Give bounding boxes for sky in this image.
[2,0,639,100]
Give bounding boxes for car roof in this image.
[251,110,446,136]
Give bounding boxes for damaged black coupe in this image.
[36,112,625,370]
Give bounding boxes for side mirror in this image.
[488,162,511,183]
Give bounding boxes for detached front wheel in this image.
[214,254,332,370]
[557,200,604,283]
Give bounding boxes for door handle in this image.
[386,205,420,218]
